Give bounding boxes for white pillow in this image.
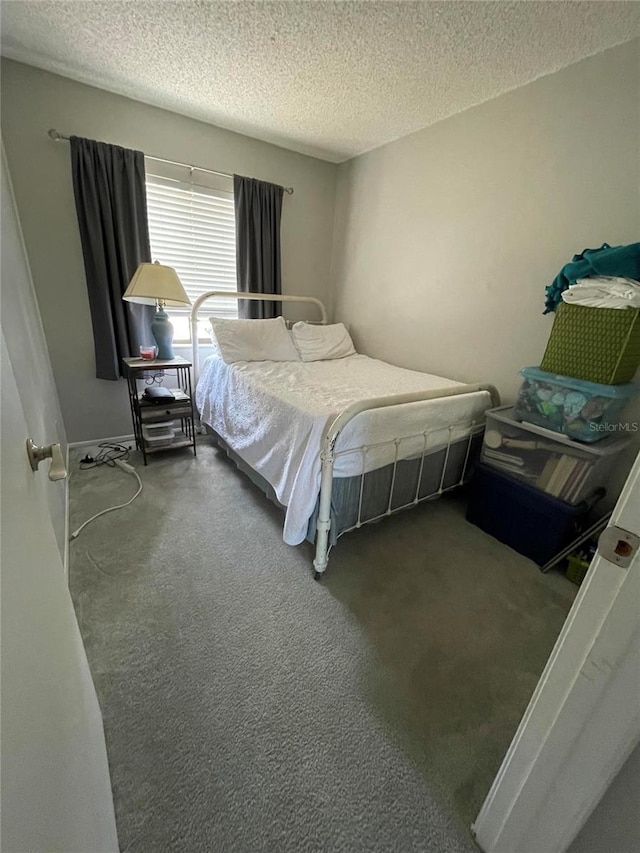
[291,322,356,362]
[206,325,222,356]
[209,316,300,364]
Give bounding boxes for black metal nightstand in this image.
[122,356,196,465]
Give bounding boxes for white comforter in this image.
[196,354,490,545]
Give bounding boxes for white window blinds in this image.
[145,171,238,328]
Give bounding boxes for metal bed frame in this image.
[191,291,500,578]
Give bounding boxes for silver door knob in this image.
[26,439,67,481]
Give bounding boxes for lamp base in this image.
[150,307,175,360]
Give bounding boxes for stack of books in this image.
[482,448,538,481]
[536,454,592,502]
[483,447,593,503]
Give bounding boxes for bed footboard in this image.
[312,384,500,579]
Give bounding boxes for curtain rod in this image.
[47,128,294,194]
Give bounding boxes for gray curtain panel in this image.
[234,175,284,319]
[70,136,154,380]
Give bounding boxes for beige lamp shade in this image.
[123,262,191,307]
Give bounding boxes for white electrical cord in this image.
[70,459,142,540]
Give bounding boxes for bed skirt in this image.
[203,425,482,546]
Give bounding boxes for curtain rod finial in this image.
[48,128,61,140]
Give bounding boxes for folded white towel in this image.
[561,276,640,309]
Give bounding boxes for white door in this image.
[474,448,640,853]
[0,336,119,850]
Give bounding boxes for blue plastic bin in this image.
[466,464,587,566]
[514,366,638,442]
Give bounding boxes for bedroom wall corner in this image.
[330,39,640,405]
[329,158,353,326]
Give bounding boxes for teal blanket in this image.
[544,242,640,313]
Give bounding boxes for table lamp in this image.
[123,262,191,360]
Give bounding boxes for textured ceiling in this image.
[1,1,638,162]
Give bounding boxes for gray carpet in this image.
[68,440,576,853]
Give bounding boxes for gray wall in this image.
[1,58,338,442]
[568,741,640,853]
[331,40,640,402]
[1,145,67,556]
[330,39,640,501]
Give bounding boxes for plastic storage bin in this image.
[466,463,588,566]
[482,406,629,504]
[514,366,638,442]
[540,302,640,385]
[142,421,175,448]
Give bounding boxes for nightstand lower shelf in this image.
[144,437,195,454]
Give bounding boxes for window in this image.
[145,163,237,343]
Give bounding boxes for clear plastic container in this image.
[481,406,630,504]
[142,422,175,448]
[142,420,174,434]
[514,366,638,443]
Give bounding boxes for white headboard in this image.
[190,290,328,381]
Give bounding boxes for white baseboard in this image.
[67,434,135,451]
